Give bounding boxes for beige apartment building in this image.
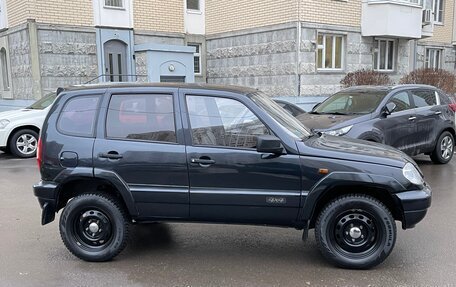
[0,0,455,100]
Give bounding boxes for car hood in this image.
[299,134,415,168]
[0,108,47,121]
[296,113,366,130]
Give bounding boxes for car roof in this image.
[341,84,438,93]
[61,82,259,95]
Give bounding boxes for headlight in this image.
[0,119,10,129]
[323,125,353,136]
[403,162,424,186]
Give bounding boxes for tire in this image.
[315,194,396,269]
[430,131,454,164]
[8,129,39,158]
[59,193,130,262]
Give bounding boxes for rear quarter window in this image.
[57,95,101,137]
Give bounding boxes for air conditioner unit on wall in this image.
[422,9,432,24]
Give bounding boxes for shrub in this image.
[399,68,456,94]
[340,69,392,88]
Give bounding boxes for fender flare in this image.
[299,172,405,222]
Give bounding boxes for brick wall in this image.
[300,0,362,27]
[6,0,31,27]
[206,0,298,35]
[423,0,454,44]
[134,0,184,33]
[34,0,93,26]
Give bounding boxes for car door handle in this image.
[435,111,442,115]
[99,152,123,160]
[408,116,416,121]
[190,157,215,166]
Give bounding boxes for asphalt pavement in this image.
[0,152,455,287]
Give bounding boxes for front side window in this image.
[388,91,412,112]
[188,43,201,74]
[374,39,395,71]
[317,34,344,70]
[106,94,176,143]
[186,0,200,10]
[314,91,387,114]
[186,96,270,148]
[425,48,443,69]
[433,0,444,23]
[105,0,123,8]
[411,90,437,108]
[58,96,100,137]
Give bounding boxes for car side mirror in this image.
[256,135,286,154]
[384,102,397,116]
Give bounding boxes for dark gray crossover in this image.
[298,85,455,164]
[33,83,431,269]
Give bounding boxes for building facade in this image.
[0,0,455,100]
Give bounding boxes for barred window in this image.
[105,0,123,8]
[188,43,201,74]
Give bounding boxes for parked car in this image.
[33,83,431,269]
[297,85,456,164]
[273,99,306,116]
[0,92,57,158]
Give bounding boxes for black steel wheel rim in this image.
[331,209,382,257]
[73,209,113,249]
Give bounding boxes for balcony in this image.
[361,0,432,39]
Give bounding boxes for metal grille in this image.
[105,0,123,8]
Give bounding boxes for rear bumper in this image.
[396,184,432,229]
[33,181,58,225]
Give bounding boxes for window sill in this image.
[186,9,202,15]
[434,22,444,26]
[103,5,126,11]
[317,69,345,74]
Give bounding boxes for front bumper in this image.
[395,184,432,229]
[33,181,58,225]
[0,129,8,147]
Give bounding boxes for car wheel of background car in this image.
[315,194,396,269]
[59,193,130,262]
[430,131,454,164]
[9,129,39,158]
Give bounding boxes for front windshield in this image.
[314,91,388,114]
[27,92,57,110]
[250,92,311,139]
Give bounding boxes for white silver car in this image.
[0,93,56,158]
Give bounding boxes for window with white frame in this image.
[433,0,444,23]
[373,39,395,71]
[317,34,344,70]
[187,0,200,11]
[425,48,443,69]
[1,48,10,91]
[188,43,201,74]
[105,0,123,8]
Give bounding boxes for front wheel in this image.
[430,131,454,164]
[9,129,39,158]
[59,193,130,262]
[315,195,396,269]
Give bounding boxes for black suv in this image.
[33,83,431,269]
[298,85,456,164]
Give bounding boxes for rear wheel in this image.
[315,194,396,269]
[59,193,130,262]
[9,129,39,158]
[430,131,454,164]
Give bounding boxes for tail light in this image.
[449,104,456,112]
[37,137,43,169]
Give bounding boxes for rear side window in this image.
[106,94,176,143]
[411,90,437,107]
[57,96,100,137]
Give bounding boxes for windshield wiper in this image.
[308,111,320,114]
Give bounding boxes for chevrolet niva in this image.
[33,83,431,269]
